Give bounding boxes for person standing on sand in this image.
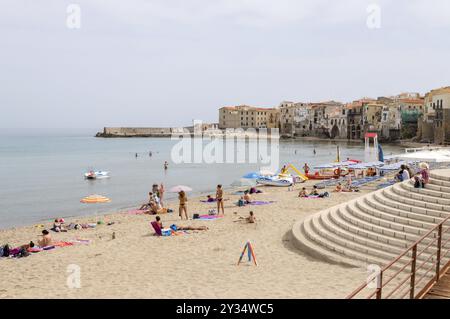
[159,183,165,207]
[178,191,188,220]
[216,184,224,215]
[303,163,310,174]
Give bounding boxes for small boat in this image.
[84,171,110,180]
[256,176,293,187]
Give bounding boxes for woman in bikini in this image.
[178,191,188,220]
[216,184,225,215]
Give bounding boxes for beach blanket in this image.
[200,199,229,203]
[239,200,275,206]
[126,209,146,215]
[197,214,223,220]
[53,241,74,247]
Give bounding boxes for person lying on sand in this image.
[155,216,208,231]
[298,187,307,198]
[234,211,256,223]
[38,230,53,247]
[206,195,216,202]
[248,187,262,194]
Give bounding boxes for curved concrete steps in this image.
[292,169,450,270]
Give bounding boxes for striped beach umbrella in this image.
[80,194,111,203]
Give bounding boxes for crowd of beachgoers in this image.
[0,161,432,260]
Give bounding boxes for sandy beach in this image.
[0,181,374,299]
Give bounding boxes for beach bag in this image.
[414,178,421,188]
[193,213,199,219]
[1,244,10,257]
[19,248,30,258]
[238,199,245,207]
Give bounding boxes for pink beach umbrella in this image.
[169,185,193,193]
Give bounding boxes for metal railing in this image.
[347,216,450,299]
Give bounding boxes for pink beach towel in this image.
[126,209,146,215]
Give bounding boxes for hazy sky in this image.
[1,0,449,129]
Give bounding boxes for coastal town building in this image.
[418,87,450,145]
[218,105,280,130]
[217,88,445,144]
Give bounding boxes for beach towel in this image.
[126,209,146,215]
[245,201,275,206]
[53,241,74,247]
[197,214,223,220]
[72,239,91,244]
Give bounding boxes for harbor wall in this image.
[96,127,174,137]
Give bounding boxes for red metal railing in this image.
[347,216,450,299]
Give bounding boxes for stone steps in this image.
[372,192,446,223]
[291,169,450,269]
[391,184,450,211]
[429,177,450,188]
[400,182,450,202]
[419,180,450,193]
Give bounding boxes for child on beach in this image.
[216,185,224,215]
[178,191,188,220]
[334,183,343,192]
[234,211,256,224]
[298,187,308,198]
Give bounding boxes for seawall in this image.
[96,127,176,137]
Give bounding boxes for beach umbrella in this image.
[243,172,260,179]
[169,185,193,193]
[231,178,257,187]
[80,194,111,203]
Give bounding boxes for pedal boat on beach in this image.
[84,171,110,180]
[256,174,294,187]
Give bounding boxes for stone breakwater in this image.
[96,127,176,137]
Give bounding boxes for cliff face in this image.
[96,127,174,137]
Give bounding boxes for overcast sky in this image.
[1,0,449,129]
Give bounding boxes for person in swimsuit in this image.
[155,216,208,231]
[38,230,53,247]
[298,187,308,198]
[310,185,319,196]
[216,184,224,215]
[178,191,188,220]
[159,183,165,207]
[334,182,343,192]
[243,190,252,204]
